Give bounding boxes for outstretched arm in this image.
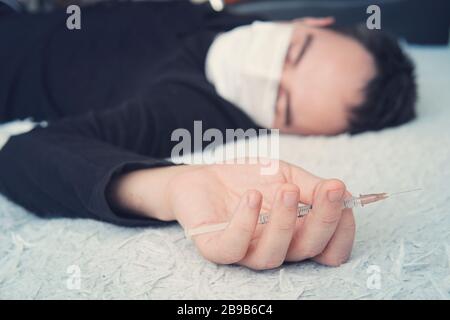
[0,100,173,226]
[0,80,255,226]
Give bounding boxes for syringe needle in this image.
[388,188,422,197]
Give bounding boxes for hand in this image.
[166,160,355,270]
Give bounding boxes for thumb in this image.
[200,190,262,265]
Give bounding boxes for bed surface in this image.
[0,45,449,299]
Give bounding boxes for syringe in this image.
[185,189,421,238]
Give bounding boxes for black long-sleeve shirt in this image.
[0,2,261,226]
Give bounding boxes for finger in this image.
[288,164,322,204]
[313,206,356,267]
[241,184,299,270]
[286,179,345,261]
[312,190,355,266]
[296,17,335,27]
[197,190,262,265]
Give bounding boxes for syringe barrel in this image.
[296,197,361,217]
[342,197,362,209]
[261,197,363,224]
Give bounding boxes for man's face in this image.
[273,24,377,135]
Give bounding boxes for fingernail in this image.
[327,189,344,202]
[283,191,298,208]
[247,192,260,209]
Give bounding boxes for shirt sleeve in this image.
[0,80,256,226]
[0,98,173,227]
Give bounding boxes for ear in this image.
[290,17,335,44]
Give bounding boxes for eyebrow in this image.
[285,34,314,126]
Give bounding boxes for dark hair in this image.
[332,24,417,134]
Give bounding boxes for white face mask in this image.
[205,21,294,128]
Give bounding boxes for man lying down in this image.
[0,1,416,270]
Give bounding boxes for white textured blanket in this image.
[0,45,449,299]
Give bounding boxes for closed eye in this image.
[284,34,314,127]
[294,34,313,66]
